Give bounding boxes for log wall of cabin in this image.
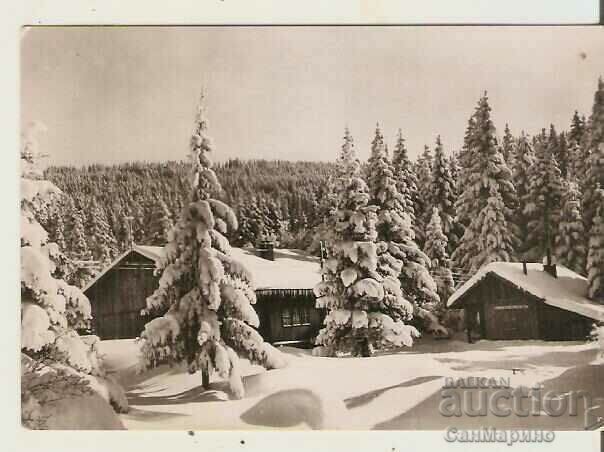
[461,274,592,341]
[86,252,158,340]
[481,276,540,340]
[86,253,324,344]
[537,302,592,340]
[255,289,323,344]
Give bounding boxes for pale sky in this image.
[20,26,604,166]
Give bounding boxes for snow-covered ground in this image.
[99,336,604,430]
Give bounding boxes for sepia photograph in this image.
[19,25,604,433]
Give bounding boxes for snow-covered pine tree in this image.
[454,116,477,229]
[236,196,266,246]
[448,152,460,195]
[587,187,604,300]
[568,111,587,181]
[501,123,515,164]
[557,131,570,180]
[391,129,420,233]
[523,128,563,262]
[583,78,604,232]
[370,123,385,155]
[414,145,433,246]
[116,211,134,251]
[511,132,535,259]
[555,181,587,275]
[314,128,419,357]
[367,128,439,311]
[428,135,460,254]
[130,200,146,245]
[470,185,516,271]
[47,201,67,252]
[452,93,518,273]
[21,123,127,428]
[260,198,282,240]
[139,92,285,398]
[69,206,90,260]
[424,207,454,305]
[61,199,96,288]
[569,110,587,147]
[145,198,174,246]
[310,128,354,255]
[86,204,119,266]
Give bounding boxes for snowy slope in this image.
[448,262,604,321]
[99,337,602,430]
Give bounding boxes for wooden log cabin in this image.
[447,262,604,341]
[83,244,324,345]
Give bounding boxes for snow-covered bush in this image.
[138,91,286,399]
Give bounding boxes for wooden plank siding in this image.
[459,273,592,341]
[87,252,158,339]
[85,251,323,344]
[254,289,323,345]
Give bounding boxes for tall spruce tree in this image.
[367,128,438,313]
[455,117,477,229]
[587,187,604,300]
[523,128,563,262]
[414,145,433,246]
[452,93,518,273]
[501,123,515,164]
[145,198,174,246]
[473,185,516,270]
[428,135,460,254]
[391,129,418,217]
[424,207,455,305]
[314,128,419,357]
[65,200,90,261]
[555,181,586,274]
[511,132,535,259]
[569,110,587,146]
[87,204,119,266]
[568,111,587,181]
[583,78,604,232]
[557,131,570,180]
[139,92,285,397]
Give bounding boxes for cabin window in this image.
[281,306,311,327]
[281,308,292,327]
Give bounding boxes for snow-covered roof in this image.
[83,245,321,293]
[447,262,604,322]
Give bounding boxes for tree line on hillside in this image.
[23,77,604,398]
[43,79,604,303]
